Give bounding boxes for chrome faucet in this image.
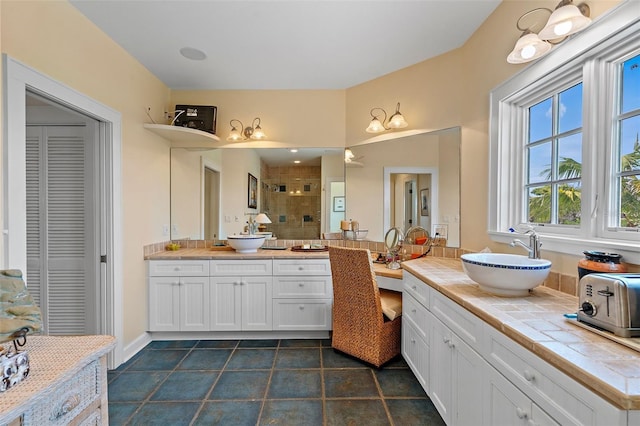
[509,229,541,259]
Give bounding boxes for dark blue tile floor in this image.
[107,339,445,425]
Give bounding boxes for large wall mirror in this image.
[170,147,344,240]
[170,127,460,246]
[345,127,460,247]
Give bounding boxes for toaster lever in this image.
[597,287,614,317]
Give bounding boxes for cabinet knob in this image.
[411,308,417,313]
[173,281,179,286]
[299,305,305,310]
[298,266,304,271]
[523,370,535,381]
[411,339,416,344]
[299,283,304,287]
[174,266,181,271]
[516,407,528,419]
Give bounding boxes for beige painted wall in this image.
[170,90,346,148]
[0,1,172,345]
[345,0,623,274]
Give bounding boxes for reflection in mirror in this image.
[170,147,344,240]
[345,127,460,246]
[384,227,404,270]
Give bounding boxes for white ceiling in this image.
[70,0,501,90]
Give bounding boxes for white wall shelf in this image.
[144,123,220,149]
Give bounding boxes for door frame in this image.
[2,55,123,366]
[383,167,438,235]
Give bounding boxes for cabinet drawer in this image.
[273,259,331,276]
[430,290,482,352]
[148,260,209,277]
[273,276,332,298]
[484,325,623,426]
[272,298,332,330]
[403,292,430,340]
[403,272,430,309]
[210,259,272,276]
[24,360,100,425]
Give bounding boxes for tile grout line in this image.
[124,341,198,426]
[189,339,241,426]
[255,340,281,424]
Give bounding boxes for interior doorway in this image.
[3,55,123,367]
[25,92,101,335]
[203,165,220,240]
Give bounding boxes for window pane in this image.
[558,83,583,133]
[529,98,552,143]
[620,175,640,228]
[528,142,552,184]
[620,115,640,172]
[558,182,581,225]
[557,133,582,179]
[621,53,640,114]
[528,185,551,224]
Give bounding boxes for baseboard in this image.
[120,332,152,367]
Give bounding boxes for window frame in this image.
[489,1,640,264]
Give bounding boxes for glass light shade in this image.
[226,128,243,142]
[507,33,552,64]
[388,112,408,129]
[344,148,355,162]
[254,213,271,224]
[251,125,267,140]
[538,4,591,40]
[366,117,385,133]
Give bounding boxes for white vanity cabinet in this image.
[402,269,628,426]
[148,260,210,331]
[272,259,332,330]
[403,271,485,426]
[209,259,273,331]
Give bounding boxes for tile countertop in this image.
[145,247,331,260]
[401,256,640,411]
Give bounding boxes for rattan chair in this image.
[328,246,402,367]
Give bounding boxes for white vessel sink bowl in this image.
[226,235,266,253]
[460,253,551,297]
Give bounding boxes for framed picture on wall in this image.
[333,196,345,212]
[420,188,429,216]
[248,173,258,209]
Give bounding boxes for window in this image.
[526,83,583,226]
[613,54,640,229]
[489,3,640,264]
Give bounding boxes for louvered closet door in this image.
[26,125,98,335]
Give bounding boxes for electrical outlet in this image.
[162,224,169,236]
[225,215,231,223]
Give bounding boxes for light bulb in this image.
[554,21,573,36]
[521,45,536,59]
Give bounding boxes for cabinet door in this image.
[149,277,180,331]
[452,334,485,426]
[180,277,210,331]
[241,276,273,330]
[210,276,242,330]
[429,314,453,425]
[484,365,535,426]
[402,315,429,393]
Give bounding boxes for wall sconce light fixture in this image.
[507,0,591,64]
[365,102,408,133]
[227,117,267,141]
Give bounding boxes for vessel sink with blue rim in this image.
[460,253,551,297]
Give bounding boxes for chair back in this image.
[328,246,383,328]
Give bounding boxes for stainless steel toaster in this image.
[577,273,640,338]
